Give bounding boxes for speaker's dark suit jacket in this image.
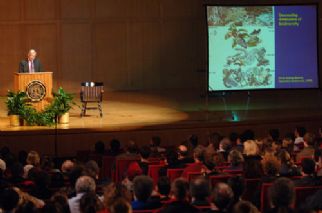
[18,58,43,73]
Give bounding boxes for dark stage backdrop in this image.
[0,0,320,95]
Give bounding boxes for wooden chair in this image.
[80,82,104,117]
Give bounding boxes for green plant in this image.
[6,91,29,115]
[51,87,75,116]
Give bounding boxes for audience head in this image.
[228,176,245,202]
[26,150,40,166]
[0,188,20,212]
[243,140,259,156]
[190,176,210,201]
[219,137,232,152]
[229,132,240,146]
[80,192,103,213]
[301,158,316,176]
[233,200,259,213]
[127,141,139,154]
[261,155,281,176]
[0,158,6,173]
[210,183,234,211]
[177,145,189,158]
[110,139,121,153]
[110,198,132,213]
[277,149,292,165]
[171,178,190,202]
[295,126,306,138]
[18,150,28,165]
[188,135,199,149]
[193,145,205,162]
[75,176,96,194]
[50,192,71,213]
[69,165,85,188]
[157,176,171,197]
[133,175,154,202]
[269,129,280,142]
[61,160,75,173]
[94,141,105,155]
[228,150,244,167]
[139,146,151,160]
[240,129,255,143]
[11,162,24,178]
[165,150,179,167]
[270,177,295,209]
[150,136,161,147]
[208,132,222,150]
[303,132,315,146]
[85,160,100,179]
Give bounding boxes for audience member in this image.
[181,145,206,179]
[94,141,106,155]
[131,175,161,210]
[277,150,300,177]
[296,132,315,162]
[233,200,259,213]
[106,139,123,156]
[138,146,151,175]
[177,145,194,165]
[190,176,210,206]
[208,183,234,213]
[225,150,244,171]
[160,178,199,213]
[68,176,96,213]
[243,140,262,178]
[294,126,306,152]
[267,177,295,213]
[294,158,321,186]
[0,187,20,213]
[150,136,166,156]
[218,137,231,161]
[79,192,104,213]
[109,198,132,213]
[157,176,171,201]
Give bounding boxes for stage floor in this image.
[1,89,321,156]
[0,89,321,134]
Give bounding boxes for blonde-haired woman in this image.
[23,150,40,178]
[243,140,263,178]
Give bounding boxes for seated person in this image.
[294,158,322,186]
[227,176,245,208]
[181,145,207,179]
[106,139,124,156]
[261,155,280,183]
[190,176,210,206]
[177,145,194,165]
[138,146,151,175]
[159,150,185,177]
[217,137,231,161]
[156,176,171,202]
[294,126,306,153]
[207,183,234,213]
[224,150,244,171]
[159,178,199,213]
[233,200,260,213]
[296,132,315,163]
[94,141,106,155]
[277,150,300,177]
[267,177,295,213]
[150,136,166,157]
[131,175,161,210]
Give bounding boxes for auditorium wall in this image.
[0,0,320,96]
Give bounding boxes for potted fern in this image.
[51,87,75,124]
[6,91,29,126]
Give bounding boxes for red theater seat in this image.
[148,164,165,184]
[113,158,140,182]
[167,168,184,182]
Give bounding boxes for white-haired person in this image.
[68,176,97,213]
[19,49,43,73]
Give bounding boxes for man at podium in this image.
[18,49,43,73]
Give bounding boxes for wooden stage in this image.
[0,89,321,156]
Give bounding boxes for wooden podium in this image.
[14,72,53,111]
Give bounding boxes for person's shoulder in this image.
[20,59,27,64]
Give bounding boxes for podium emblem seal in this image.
[26,80,46,102]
